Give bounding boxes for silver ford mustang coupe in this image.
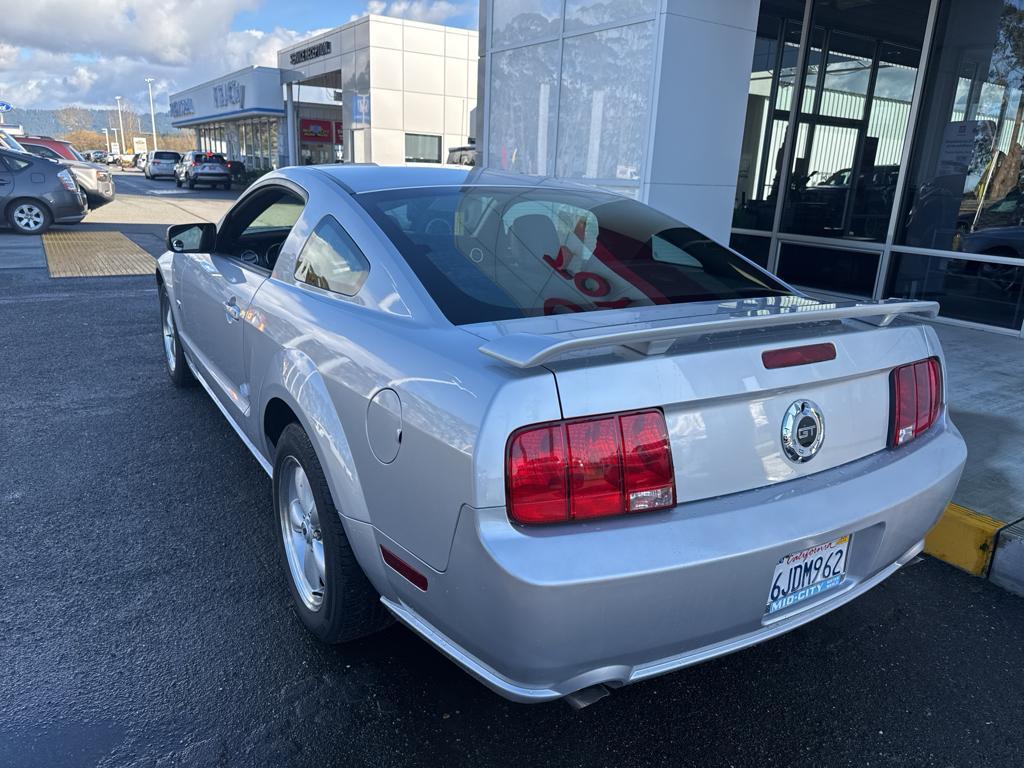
[156,166,966,704]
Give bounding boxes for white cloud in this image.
[0,19,317,110]
[351,0,475,24]
[0,0,475,111]
[0,43,18,69]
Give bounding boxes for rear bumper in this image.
[378,423,966,702]
[46,189,88,224]
[83,180,115,207]
[190,172,229,184]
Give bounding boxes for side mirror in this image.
[167,222,216,253]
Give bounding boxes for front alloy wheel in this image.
[160,290,193,387]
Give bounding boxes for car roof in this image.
[311,165,592,195]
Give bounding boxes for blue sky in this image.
[232,1,476,34]
[0,0,478,112]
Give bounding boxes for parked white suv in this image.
[145,150,182,180]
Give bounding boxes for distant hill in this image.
[0,108,181,138]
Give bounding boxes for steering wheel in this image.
[425,218,452,236]
[239,249,260,266]
[266,242,283,269]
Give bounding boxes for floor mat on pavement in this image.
[43,231,153,277]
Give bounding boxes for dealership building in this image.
[479,0,1024,335]
[169,15,478,171]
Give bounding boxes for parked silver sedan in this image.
[156,166,966,704]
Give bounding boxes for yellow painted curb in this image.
[924,503,1003,576]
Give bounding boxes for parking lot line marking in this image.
[42,231,153,278]
[925,503,1004,576]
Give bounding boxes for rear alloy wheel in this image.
[8,199,52,235]
[160,289,193,387]
[273,423,392,643]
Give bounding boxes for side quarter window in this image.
[294,216,370,296]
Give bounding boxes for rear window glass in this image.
[356,186,789,325]
[154,151,180,161]
[197,154,226,164]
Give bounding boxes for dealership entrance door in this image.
[732,0,929,299]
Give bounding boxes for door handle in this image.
[223,299,242,322]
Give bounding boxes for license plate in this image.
[765,535,850,615]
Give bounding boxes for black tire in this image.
[273,422,392,643]
[187,176,195,190]
[175,176,182,188]
[159,289,194,387]
[7,198,53,235]
[78,188,91,214]
[223,181,232,191]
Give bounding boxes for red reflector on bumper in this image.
[762,343,837,369]
[380,546,428,591]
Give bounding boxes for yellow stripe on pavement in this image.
[925,503,1004,576]
[43,231,153,278]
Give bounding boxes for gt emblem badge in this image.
[781,400,825,463]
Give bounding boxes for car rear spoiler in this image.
[478,300,940,369]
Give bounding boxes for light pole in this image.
[102,128,111,153]
[145,78,158,151]
[115,96,126,156]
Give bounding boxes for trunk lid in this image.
[464,297,940,501]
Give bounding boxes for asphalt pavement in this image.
[1,183,1024,768]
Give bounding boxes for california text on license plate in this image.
[766,535,851,615]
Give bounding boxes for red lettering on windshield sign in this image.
[541,245,632,315]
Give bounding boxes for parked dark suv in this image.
[175,151,231,190]
[0,147,88,234]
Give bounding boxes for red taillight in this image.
[507,424,568,523]
[506,409,675,525]
[889,357,942,447]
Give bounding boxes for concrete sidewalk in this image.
[929,323,1024,595]
[0,232,45,269]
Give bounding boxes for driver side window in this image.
[217,186,306,271]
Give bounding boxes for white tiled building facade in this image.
[278,15,479,166]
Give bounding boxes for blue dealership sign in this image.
[352,93,370,127]
[0,101,13,112]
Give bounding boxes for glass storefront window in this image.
[734,7,806,232]
[555,21,655,182]
[730,233,772,268]
[899,0,1024,256]
[781,5,927,245]
[778,241,881,297]
[886,251,1024,329]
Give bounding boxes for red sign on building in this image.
[299,118,333,143]
[334,121,344,145]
